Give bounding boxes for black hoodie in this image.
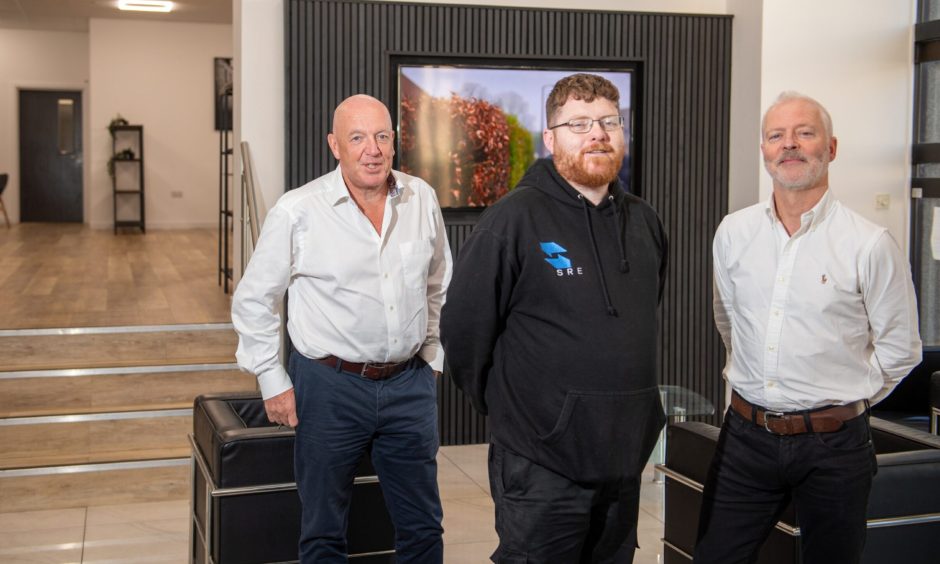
[440,158,668,483]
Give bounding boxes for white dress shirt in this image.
[232,167,452,399]
[713,189,922,411]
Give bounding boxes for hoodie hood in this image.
[517,158,628,210]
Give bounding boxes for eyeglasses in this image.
[548,115,624,134]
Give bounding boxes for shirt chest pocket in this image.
[399,239,433,291]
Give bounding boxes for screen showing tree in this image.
[395,63,635,208]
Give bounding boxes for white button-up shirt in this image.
[713,189,922,411]
[232,167,452,399]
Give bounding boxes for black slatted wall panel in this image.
[286,0,731,443]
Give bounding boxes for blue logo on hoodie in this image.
[540,242,571,269]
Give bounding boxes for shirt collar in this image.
[326,166,402,206]
[763,188,835,233]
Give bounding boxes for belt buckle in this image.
[360,363,372,377]
[763,411,786,434]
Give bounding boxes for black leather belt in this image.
[316,355,412,380]
[731,391,866,435]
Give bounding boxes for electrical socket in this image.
[874,193,889,210]
[171,191,183,199]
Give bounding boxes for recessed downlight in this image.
[117,0,174,13]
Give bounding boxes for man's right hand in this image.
[264,388,298,427]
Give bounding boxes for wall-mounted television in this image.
[391,56,640,209]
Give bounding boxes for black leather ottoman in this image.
[660,417,940,564]
[190,392,395,563]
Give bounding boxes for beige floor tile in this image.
[440,443,490,494]
[85,499,188,526]
[436,452,488,500]
[635,520,665,564]
[81,534,187,562]
[0,514,84,564]
[0,545,83,564]
[443,539,498,563]
[441,495,497,545]
[0,528,85,552]
[639,480,666,522]
[82,510,188,563]
[0,508,86,532]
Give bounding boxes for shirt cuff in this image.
[418,344,445,372]
[256,364,293,400]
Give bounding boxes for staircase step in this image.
[0,364,255,418]
[0,410,192,470]
[0,321,243,511]
[0,459,189,512]
[0,323,238,372]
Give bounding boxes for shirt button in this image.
[767,381,776,388]
[393,338,398,344]
[777,276,785,283]
[767,345,776,351]
[773,310,781,317]
[384,273,389,279]
[389,305,394,311]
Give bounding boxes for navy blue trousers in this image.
[290,351,444,563]
[488,443,640,563]
[694,408,876,564]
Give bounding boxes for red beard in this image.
[554,143,624,189]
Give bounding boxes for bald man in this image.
[233,95,451,562]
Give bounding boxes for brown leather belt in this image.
[315,355,412,381]
[730,391,866,435]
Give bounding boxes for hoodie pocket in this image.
[536,386,666,483]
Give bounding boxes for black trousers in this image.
[693,407,876,564]
[488,443,640,564]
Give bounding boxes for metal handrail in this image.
[239,141,266,261]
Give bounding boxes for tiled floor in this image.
[0,444,666,563]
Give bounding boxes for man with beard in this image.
[441,73,668,563]
[693,92,922,564]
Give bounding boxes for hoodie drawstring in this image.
[609,195,630,274]
[579,194,618,317]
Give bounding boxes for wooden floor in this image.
[0,223,250,513]
[0,223,232,329]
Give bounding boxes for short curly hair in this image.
[546,73,620,127]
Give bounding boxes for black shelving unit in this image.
[218,90,233,293]
[110,124,145,233]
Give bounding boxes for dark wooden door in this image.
[19,90,83,222]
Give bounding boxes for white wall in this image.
[89,18,232,229]
[758,0,915,244]
[726,0,763,214]
[232,0,285,284]
[0,29,89,224]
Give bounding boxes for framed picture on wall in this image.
[391,55,640,209]
[214,57,233,131]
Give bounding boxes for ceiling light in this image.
[117,1,174,13]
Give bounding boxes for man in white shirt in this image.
[694,92,922,564]
[231,94,451,563]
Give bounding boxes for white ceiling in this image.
[0,0,232,32]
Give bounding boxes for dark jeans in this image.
[290,351,444,563]
[488,443,640,564]
[694,407,876,564]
